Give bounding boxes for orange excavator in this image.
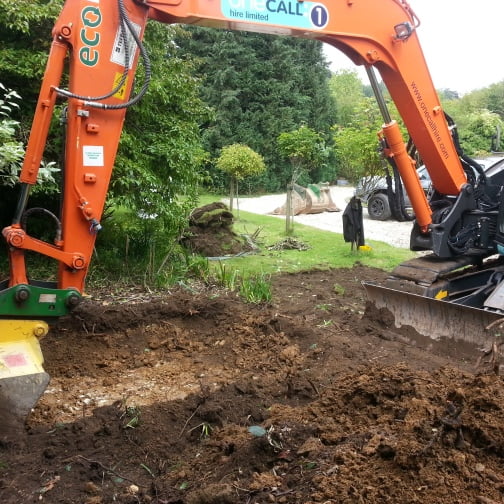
[2,0,503,426]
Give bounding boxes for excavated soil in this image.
[2,265,504,504]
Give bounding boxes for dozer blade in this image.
[0,320,50,435]
[363,282,502,359]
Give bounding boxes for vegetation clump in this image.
[180,202,254,258]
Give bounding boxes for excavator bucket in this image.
[0,320,49,436]
[270,183,340,216]
[362,254,504,359]
[363,282,502,359]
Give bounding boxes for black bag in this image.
[342,196,365,250]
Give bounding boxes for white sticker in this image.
[111,22,141,68]
[39,294,57,303]
[83,146,104,167]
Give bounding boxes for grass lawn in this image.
[204,204,416,277]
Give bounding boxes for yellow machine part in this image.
[0,320,48,378]
[0,320,50,434]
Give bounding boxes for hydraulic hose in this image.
[53,0,151,110]
[21,208,62,242]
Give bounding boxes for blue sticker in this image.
[310,4,328,28]
[221,0,329,30]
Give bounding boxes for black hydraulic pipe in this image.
[12,183,31,225]
[366,66,392,124]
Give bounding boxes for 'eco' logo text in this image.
[79,6,102,67]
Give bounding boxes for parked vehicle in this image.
[356,156,504,220]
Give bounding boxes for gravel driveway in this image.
[229,186,415,249]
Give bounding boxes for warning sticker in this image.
[111,22,141,68]
[39,294,57,303]
[112,72,129,100]
[4,353,28,368]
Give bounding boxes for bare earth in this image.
[1,263,504,503]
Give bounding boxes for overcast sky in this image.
[323,0,504,95]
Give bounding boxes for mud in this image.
[1,265,504,504]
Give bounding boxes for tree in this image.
[110,23,212,247]
[0,83,24,188]
[485,81,504,120]
[438,88,460,101]
[328,71,404,184]
[0,83,58,189]
[329,70,366,126]
[442,85,504,155]
[176,28,337,192]
[277,126,327,233]
[0,0,62,129]
[458,109,503,154]
[333,97,384,184]
[215,144,266,212]
[0,82,59,232]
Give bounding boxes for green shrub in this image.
[239,273,272,303]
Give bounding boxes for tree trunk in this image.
[235,179,240,218]
[229,177,235,212]
[285,182,294,235]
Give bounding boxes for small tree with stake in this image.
[277,125,327,234]
[215,144,266,214]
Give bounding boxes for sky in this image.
[323,0,504,95]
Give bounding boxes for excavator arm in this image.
[1,0,500,426]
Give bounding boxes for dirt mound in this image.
[1,266,503,504]
[181,202,255,257]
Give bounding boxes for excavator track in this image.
[363,254,504,357]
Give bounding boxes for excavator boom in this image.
[2,0,502,430]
